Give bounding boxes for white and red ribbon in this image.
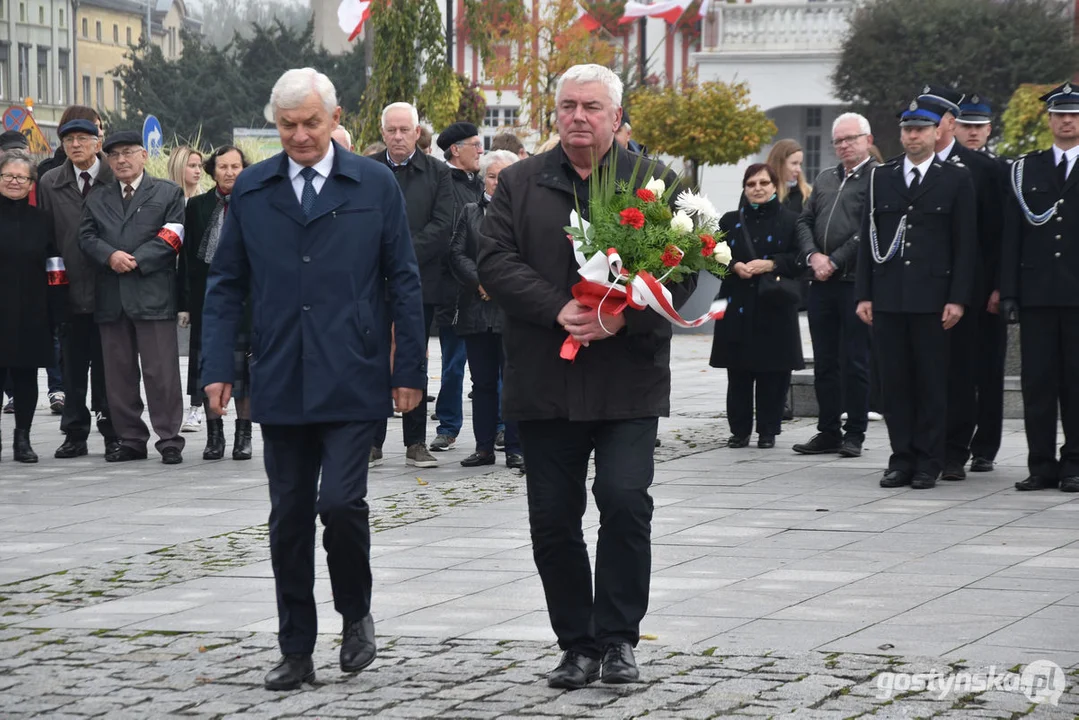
[157,222,184,253]
[46,256,69,286]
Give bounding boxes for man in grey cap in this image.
[79,130,187,464]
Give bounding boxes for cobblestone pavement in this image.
[2,335,1078,718]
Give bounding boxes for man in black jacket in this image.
[855,96,977,490]
[1000,82,1079,492]
[793,112,877,458]
[429,122,484,453]
[916,86,1008,481]
[479,64,694,690]
[372,102,454,468]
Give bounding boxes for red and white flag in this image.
[572,1,602,31]
[618,0,694,25]
[338,0,372,41]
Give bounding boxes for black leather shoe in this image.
[105,445,147,463]
[264,653,314,690]
[233,419,253,460]
[1060,476,1079,493]
[55,438,88,459]
[547,650,600,690]
[161,447,183,465]
[879,470,911,488]
[792,433,841,455]
[12,429,38,463]
[757,434,775,449]
[969,457,995,473]
[600,642,640,684]
[203,418,225,460]
[1015,476,1058,491]
[506,452,525,470]
[340,614,377,673]
[727,435,750,449]
[911,472,937,490]
[460,451,495,467]
[941,464,966,482]
[837,437,863,458]
[104,439,122,456]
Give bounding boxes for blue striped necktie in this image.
[300,166,318,216]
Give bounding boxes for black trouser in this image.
[374,302,435,449]
[873,312,950,477]
[970,305,1007,462]
[262,420,377,656]
[59,314,115,442]
[944,312,980,467]
[726,369,788,438]
[0,368,37,431]
[463,331,520,454]
[1018,308,1079,479]
[518,417,657,657]
[807,280,871,439]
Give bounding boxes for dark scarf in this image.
[196,188,230,264]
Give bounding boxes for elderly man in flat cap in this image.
[79,130,187,464]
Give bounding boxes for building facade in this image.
[74,0,143,116]
[0,0,75,137]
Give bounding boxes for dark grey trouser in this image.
[99,315,185,455]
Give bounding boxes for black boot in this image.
[13,429,38,463]
[203,418,225,460]
[232,419,252,460]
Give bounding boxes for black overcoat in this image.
[709,198,805,373]
[0,196,62,367]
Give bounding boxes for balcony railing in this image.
[703,1,857,53]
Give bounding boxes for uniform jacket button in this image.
[1055,252,1062,258]
[302,304,311,311]
[302,255,311,263]
[904,260,911,266]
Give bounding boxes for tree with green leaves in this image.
[630,73,775,189]
[833,0,1077,157]
[355,0,459,147]
[999,83,1054,157]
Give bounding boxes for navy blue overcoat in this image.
[200,142,426,424]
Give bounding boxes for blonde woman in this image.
[167,145,204,202]
[767,139,812,213]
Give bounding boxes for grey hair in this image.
[479,149,519,176]
[332,125,353,148]
[832,112,871,137]
[381,102,419,130]
[0,149,36,181]
[556,64,623,108]
[269,68,338,118]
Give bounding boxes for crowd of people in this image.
[1,61,1076,691]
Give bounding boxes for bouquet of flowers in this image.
[560,156,732,360]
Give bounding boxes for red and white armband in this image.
[157,222,185,253]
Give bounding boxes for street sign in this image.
[142,115,163,156]
[1,105,51,154]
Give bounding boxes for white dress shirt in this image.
[936,138,957,163]
[1053,144,1079,182]
[119,172,145,195]
[74,156,101,194]
[903,156,934,188]
[288,144,335,203]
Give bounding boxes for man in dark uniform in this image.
[955,94,994,153]
[855,96,977,490]
[913,86,1006,481]
[1000,82,1079,492]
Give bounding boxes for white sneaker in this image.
[181,406,203,432]
[868,411,884,421]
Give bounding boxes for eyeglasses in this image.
[62,134,97,147]
[745,180,773,188]
[0,173,31,185]
[456,141,484,151]
[833,133,868,147]
[107,148,142,159]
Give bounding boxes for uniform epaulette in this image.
[946,155,966,168]
[880,155,903,167]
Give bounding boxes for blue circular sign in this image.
[142,115,163,157]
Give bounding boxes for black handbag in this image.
[738,209,801,306]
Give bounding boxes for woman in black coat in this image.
[176,145,251,460]
[448,150,524,469]
[711,163,805,449]
[0,150,65,462]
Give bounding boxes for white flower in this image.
[644,177,666,197]
[712,240,732,266]
[675,190,719,225]
[670,210,694,234]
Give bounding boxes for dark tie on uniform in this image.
[1058,155,1069,187]
[300,166,318,216]
[80,171,92,198]
[122,184,134,209]
[909,166,921,193]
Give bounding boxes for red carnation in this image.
[700,234,716,257]
[635,188,657,203]
[661,245,683,268]
[620,207,646,229]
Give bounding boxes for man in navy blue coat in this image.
[201,68,426,690]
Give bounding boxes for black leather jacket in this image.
[796,158,878,282]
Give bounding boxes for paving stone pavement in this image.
[1,334,1078,718]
